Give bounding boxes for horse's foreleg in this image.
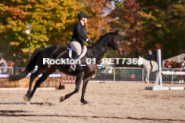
[146,70,150,83]
[60,72,84,102]
[81,80,89,104]
[81,71,96,104]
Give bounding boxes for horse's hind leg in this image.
[60,72,84,102]
[25,66,46,100]
[25,67,56,101]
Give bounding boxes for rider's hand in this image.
[86,39,94,44]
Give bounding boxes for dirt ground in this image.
[0,82,185,123]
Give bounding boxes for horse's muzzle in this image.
[116,49,126,56]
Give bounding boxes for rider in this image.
[147,50,154,71]
[0,52,4,65]
[69,12,93,71]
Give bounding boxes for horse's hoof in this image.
[26,101,30,105]
[58,85,65,90]
[60,96,65,102]
[42,101,48,106]
[23,94,30,101]
[81,100,89,104]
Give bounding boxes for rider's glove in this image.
[86,39,94,44]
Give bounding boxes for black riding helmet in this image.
[78,12,88,20]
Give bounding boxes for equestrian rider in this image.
[147,50,154,71]
[0,52,4,65]
[69,12,93,71]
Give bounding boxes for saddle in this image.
[67,45,87,59]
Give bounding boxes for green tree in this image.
[0,0,79,65]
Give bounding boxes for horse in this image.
[164,60,184,83]
[138,56,158,83]
[9,30,124,104]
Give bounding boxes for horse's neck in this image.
[87,36,110,63]
[143,58,150,67]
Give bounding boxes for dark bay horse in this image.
[9,30,123,104]
[164,60,184,83]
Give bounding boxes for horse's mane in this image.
[95,32,113,44]
[86,32,113,50]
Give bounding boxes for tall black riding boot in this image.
[68,51,78,72]
[150,61,153,71]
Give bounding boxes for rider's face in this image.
[84,18,87,23]
[82,17,87,24]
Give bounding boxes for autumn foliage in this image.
[1,0,185,66]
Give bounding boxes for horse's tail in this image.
[9,47,44,80]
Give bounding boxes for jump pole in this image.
[145,49,185,91]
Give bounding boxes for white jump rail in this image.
[146,49,185,91]
[0,74,61,78]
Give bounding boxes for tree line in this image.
[0,0,184,66]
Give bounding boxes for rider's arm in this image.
[0,53,2,60]
[76,23,88,41]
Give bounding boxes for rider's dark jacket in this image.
[70,22,88,47]
[0,53,2,60]
[147,54,154,61]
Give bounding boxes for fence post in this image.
[12,67,14,74]
[113,67,115,82]
[171,69,174,84]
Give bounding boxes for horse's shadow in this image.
[0,109,184,122]
[0,102,54,106]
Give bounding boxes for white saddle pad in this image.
[67,46,87,59]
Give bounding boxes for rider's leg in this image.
[69,41,81,71]
[72,51,78,59]
[69,51,78,71]
[150,61,153,71]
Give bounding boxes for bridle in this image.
[112,37,123,55]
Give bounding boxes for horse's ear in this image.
[114,30,119,35]
[113,30,119,41]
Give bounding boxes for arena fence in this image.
[90,67,185,83]
[0,67,184,84]
[61,73,76,84]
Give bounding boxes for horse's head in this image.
[107,30,124,55]
[164,60,169,68]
